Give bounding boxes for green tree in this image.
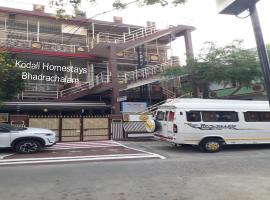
[0,53,24,101]
[266,44,270,57]
[164,40,262,97]
[50,0,187,17]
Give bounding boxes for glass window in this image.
[202,111,238,122]
[244,112,270,122]
[186,111,201,122]
[0,123,25,131]
[164,111,169,121]
[168,111,175,122]
[156,111,165,121]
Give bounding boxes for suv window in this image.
[0,123,26,131]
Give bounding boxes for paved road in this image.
[1,139,270,200]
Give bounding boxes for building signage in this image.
[121,102,147,113]
[15,60,87,83]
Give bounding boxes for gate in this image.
[83,117,109,141]
[61,117,81,142]
[29,116,59,141]
[28,115,109,142]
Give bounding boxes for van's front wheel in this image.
[199,139,222,153]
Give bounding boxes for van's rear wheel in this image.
[199,139,222,153]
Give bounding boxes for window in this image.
[244,112,270,122]
[0,123,25,131]
[156,111,165,121]
[186,111,201,122]
[202,111,238,122]
[164,111,169,121]
[168,111,175,122]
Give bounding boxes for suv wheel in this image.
[15,140,42,154]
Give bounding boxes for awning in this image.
[0,101,110,111]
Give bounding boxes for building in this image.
[0,4,195,117]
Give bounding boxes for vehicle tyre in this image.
[199,138,222,153]
[15,140,42,154]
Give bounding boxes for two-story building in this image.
[0,4,195,116]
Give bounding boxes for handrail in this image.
[162,88,176,99]
[137,92,192,115]
[128,25,155,35]
[120,60,177,84]
[136,99,169,115]
[0,37,88,53]
[92,25,158,47]
[59,72,112,97]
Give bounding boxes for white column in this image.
[92,23,95,39]
[87,62,94,82]
[37,20,40,42]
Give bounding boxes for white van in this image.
[153,98,270,152]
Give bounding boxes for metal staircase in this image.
[18,61,178,101]
[90,24,194,57]
[58,60,176,100]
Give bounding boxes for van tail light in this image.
[173,124,178,133]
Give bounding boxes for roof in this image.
[159,98,270,111]
[0,101,110,111]
[0,5,142,29]
[0,6,195,33]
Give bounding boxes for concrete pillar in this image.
[108,45,120,114]
[87,62,94,82]
[184,30,194,60]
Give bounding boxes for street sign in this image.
[117,96,127,102]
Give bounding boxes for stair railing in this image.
[162,88,176,99]
[121,60,176,84]
[57,59,177,98]
[59,72,112,98]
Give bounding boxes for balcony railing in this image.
[91,25,157,47]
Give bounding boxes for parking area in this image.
[0,140,165,166]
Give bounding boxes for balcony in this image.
[0,17,93,58]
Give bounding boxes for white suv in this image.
[0,123,56,153]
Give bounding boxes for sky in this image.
[1,0,270,61]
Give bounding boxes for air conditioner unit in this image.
[216,0,260,15]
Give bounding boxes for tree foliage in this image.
[50,0,187,17]
[0,53,24,101]
[164,40,262,97]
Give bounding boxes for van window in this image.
[168,111,175,121]
[164,111,169,121]
[202,111,239,122]
[186,111,201,122]
[244,112,270,122]
[156,111,165,121]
